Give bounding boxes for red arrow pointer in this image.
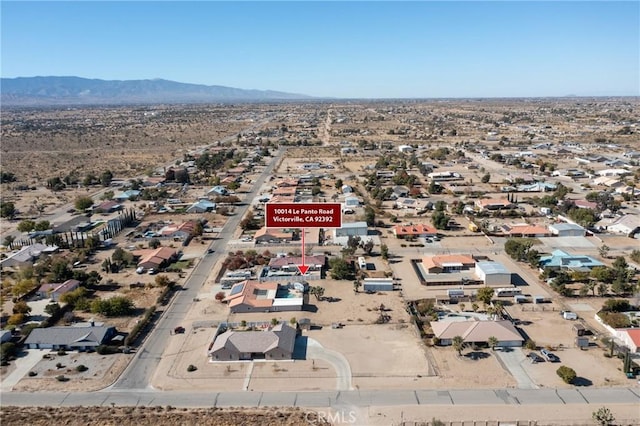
[298,227,309,275]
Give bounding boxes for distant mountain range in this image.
[0,76,312,105]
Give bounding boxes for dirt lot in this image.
[12,352,132,392]
[0,406,323,426]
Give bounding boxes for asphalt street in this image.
[109,147,284,390]
[1,387,639,408]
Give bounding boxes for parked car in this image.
[173,326,185,334]
[147,268,157,275]
[136,267,145,274]
[528,352,544,363]
[540,349,559,362]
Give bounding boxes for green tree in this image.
[505,239,533,262]
[630,249,640,264]
[0,201,16,218]
[432,211,449,230]
[75,196,94,211]
[556,365,577,384]
[590,266,615,284]
[334,178,343,189]
[380,244,389,260]
[364,206,376,226]
[12,300,32,315]
[44,302,62,317]
[149,238,161,249]
[481,173,491,183]
[452,335,465,356]
[353,280,362,294]
[17,220,37,232]
[34,220,51,231]
[329,258,354,280]
[487,336,499,350]
[0,342,17,361]
[100,170,113,187]
[476,287,494,305]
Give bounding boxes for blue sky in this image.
[1,1,638,98]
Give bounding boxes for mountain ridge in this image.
[0,76,312,105]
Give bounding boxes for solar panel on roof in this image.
[229,283,245,296]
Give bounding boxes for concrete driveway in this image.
[494,347,539,389]
[1,349,44,390]
[305,338,353,391]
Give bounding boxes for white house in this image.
[607,215,640,236]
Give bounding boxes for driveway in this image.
[494,347,538,389]
[1,349,44,390]
[305,338,352,391]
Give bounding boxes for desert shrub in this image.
[524,339,537,350]
[57,349,67,356]
[56,362,64,369]
[96,345,117,355]
[55,375,69,382]
[556,365,577,384]
[598,312,631,328]
[28,371,37,377]
[187,364,197,372]
[76,364,88,372]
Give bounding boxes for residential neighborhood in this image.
[1,98,639,425]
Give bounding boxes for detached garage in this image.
[475,261,511,286]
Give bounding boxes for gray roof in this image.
[210,323,296,355]
[24,325,115,348]
[549,223,584,231]
[476,261,510,275]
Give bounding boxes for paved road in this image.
[2,387,639,408]
[109,148,284,390]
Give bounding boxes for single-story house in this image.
[475,262,511,286]
[254,227,294,244]
[422,254,476,273]
[159,220,198,240]
[186,199,216,214]
[548,223,586,237]
[395,198,432,211]
[93,200,122,213]
[607,215,640,236]
[517,182,557,192]
[208,186,229,196]
[135,246,177,270]
[209,323,296,361]
[432,319,524,347]
[113,190,140,201]
[539,249,603,272]
[224,280,304,313]
[475,198,515,211]
[268,255,326,274]
[36,279,81,301]
[504,224,551,237]
[24,322,117,351]
[620,329,640,353]
[392,224,438,239]
[0,243,59,268]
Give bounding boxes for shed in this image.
[576,336,589,348]
[475,261,511,286]
[548,223,586,237]
[533,295,547,304]
[363,278,394,292]
[334,222,368,237]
